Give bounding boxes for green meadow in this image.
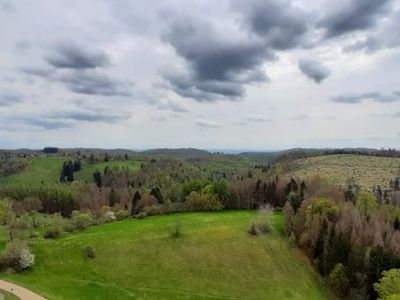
[0,157,142,186]
[1,211,330,300]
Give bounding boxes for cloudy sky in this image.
[0,0,399,150]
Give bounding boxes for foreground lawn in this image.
[1,211,330,299]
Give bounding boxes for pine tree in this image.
[131,191,141,215]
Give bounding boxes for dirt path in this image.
[0,280,46,300]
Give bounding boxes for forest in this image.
[0,148,400,299]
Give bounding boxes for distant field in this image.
[284,154,400,189]
[0,157,143,185]
[1,212,330,300]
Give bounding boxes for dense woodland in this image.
[0,148,400,298]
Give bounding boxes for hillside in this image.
[0,157,143,185]
[283,154,400,189]
[1,212,330,300]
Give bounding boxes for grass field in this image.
[0,211,330,300]
[0,157,142,185]
[0,289,20,300]
[284,154,400,189]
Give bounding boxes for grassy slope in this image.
[73,160,142,182]
[0,157,142,185]
[1,212,330,300]
[284,154,400,189]
[0,290,20,300]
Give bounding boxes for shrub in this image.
[19,248,35,269]
[64,222,75,233]
[30,231,39,238]
[143,205,165,216]
[374,269,400,299]
[71,210,94,230]
[1,240,35,271]
[171,220,182,238]
[329,263,350,297]
[185,192,223,211]
[44,227,61,239]
[115,209,129,220]
[135,212,147,219]
[257,222,271,234]
[248,222,259,235]
[257,207,272,234]
[84,246,96,259]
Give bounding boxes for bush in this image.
[64,222,75,233]
[143,205,165,216]
[115,209,129,220]
[84,246,96,259]
[44,227,61,239]
[257,222,271,234]
[1,240,35,271]
[329,263,350,297]
[248,222,259,235]
[185,192,223,211]
[71,210,94,230]
[19,248,35,269]
[30,231,39,238]
[374,269,400,299]
[171,220,182,238]
[135,212,147,219]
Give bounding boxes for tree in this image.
[93,170,102,188]
[394,217,400,231]
[356,191,377,216]
[374,269,400,299]
[150,187,164,204]
[288,191,301,212]
[108,188,120,207]
[329,263,350,297]
[131,191,141,215]
[0,198,16,240]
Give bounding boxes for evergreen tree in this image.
[93,170,102,188]
[108,188,120,207]
[131,191,141,215]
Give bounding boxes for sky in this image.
[0,0,399,150]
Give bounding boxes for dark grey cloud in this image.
[345,9,400,53]
[57,70,132,96]
[20,66,55,78]
[50,109,130,123]
[298,59,331,83]
[16,117,72,130]
[319,0,392,38]
[331,91,400,103]
[162,17,272,102]
[0,92,23,106]
[45,42,110,69]
[232,0,310,50]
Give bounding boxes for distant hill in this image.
[282,154,400,189]
[141,148,212,159]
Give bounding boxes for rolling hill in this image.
[283,154,400,189]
